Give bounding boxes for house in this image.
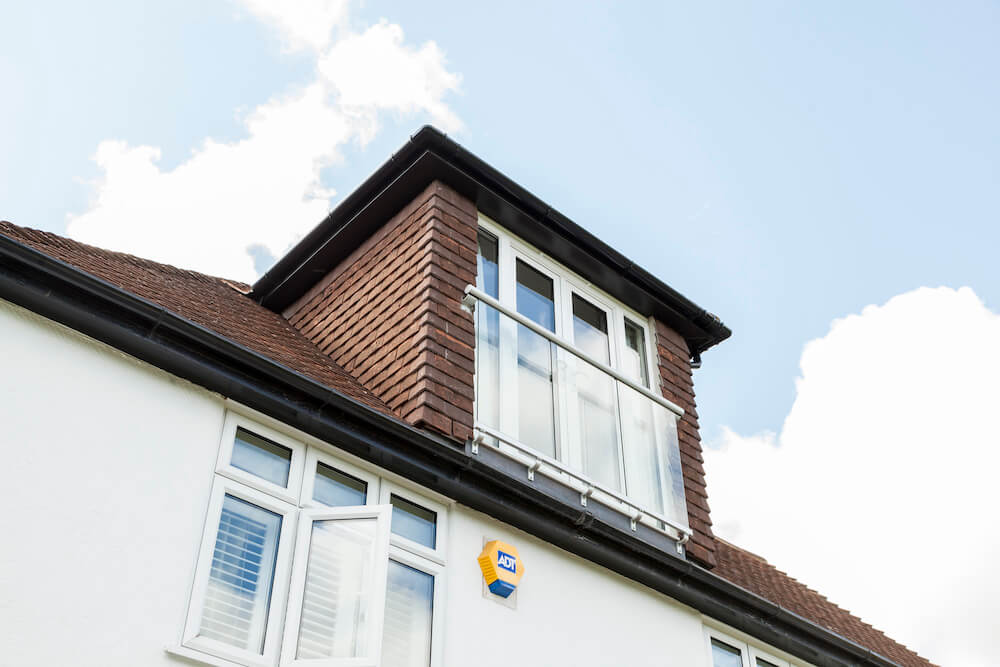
[0,126,933,667]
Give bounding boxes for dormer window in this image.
[470,217,689,538]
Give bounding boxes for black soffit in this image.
[251,126,731,356]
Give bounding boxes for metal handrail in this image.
[462,285,685,418]
[473,423,693,543]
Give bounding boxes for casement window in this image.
[176,412,446,667]
[473,218,688,532]
[705,627,798,667]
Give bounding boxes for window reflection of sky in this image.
[200,494,281,653]
[390,495,437,548]
[384,560,434,667]
[231,428,291,487]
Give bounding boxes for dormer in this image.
[253,127,730,567]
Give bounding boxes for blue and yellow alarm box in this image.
[477,540,524,598]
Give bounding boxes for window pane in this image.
[382,561,434,667]
[572,294,609,363]
[477,231,499,299]
[231,428,291,487]
[571,294,620,490]
[390,495,437,549]
[515,259,557,458]
[712,639,744,667]
[313,462,367,507]
[297,518,378,659]
[623,319,650,388]
[756,659,779,667]
[476,231,501,432]
[516,260,555,329]
[619,383,667,516]
[199,495,281,654]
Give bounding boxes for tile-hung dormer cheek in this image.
[466,219,692,553]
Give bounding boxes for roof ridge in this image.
[0,220,252,292]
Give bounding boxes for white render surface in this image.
[0,300,225,667]
[0,299,707,667]
[442,505,706,667]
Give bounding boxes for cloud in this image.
[66,1,462,283]
[704,286,1000,666]
[236,0,350,52]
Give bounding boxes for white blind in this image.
[199,495,281,653]
[296,518,377,659]
[382,560,433,667]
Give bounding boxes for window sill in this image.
[165,645,251,667]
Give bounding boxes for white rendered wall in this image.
[0,299,225,667]
[0,298,709,667]
[442,506,706,667]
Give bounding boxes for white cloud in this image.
[704,286,1000,666]
[67,1,462,283]
[236,0,350,52]
[319,20,463,138]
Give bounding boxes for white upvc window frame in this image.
[380,480,449,667]
[178,410,450,667]
[479,215,661,395]
[379,480,449,567]
[476,215,678,523]
[301,447,380,510]
[383,544,446,667]
[279,505,393,667]
[216,412,307,506]
[704,626,797,667]
[182,477,298,667]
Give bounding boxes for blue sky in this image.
[4,1,998,441]
[3,2,998,663]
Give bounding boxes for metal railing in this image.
[472,423,692,546]
[463,286,684,418]
[463,284,692,547]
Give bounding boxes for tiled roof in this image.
[0,221,393,416]
[714,540,935,667]
[0,220,932,667]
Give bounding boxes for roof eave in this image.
[251,126,731,355]
[0,230,912,667]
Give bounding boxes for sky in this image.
[2,1,998,664]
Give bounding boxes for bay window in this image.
[176,412,446,667]
[472,218,688,535]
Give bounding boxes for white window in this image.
[176,412,447,667]
[474,217,687,531]
[704,627,798,667]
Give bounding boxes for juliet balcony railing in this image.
[462,285,692,546]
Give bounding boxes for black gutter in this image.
[250,126,731,355]
[0,233,897,667]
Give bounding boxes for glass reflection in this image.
[382,561,434,667]
[199,495,281,653]
[571,294,620,490]
[515,260,557,458]
[296,518,377,659]
[389,495,437,549]
[313,463,367,507]
[711,639,744,667]
[475,232,501,432]
[231,428,291,487]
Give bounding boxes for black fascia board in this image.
[251,126,732,355]
[0,232,898,667]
